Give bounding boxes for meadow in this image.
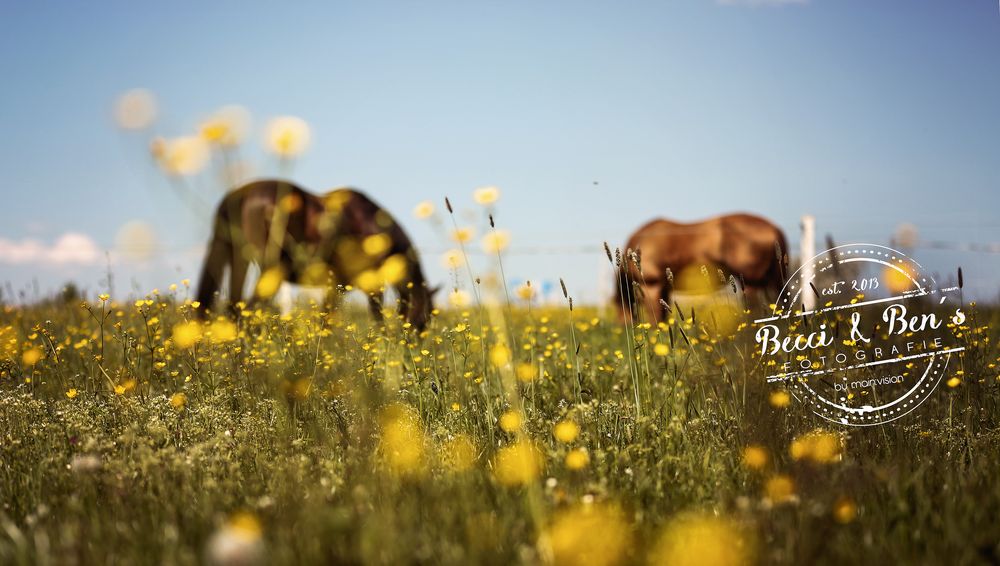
[1,93,997,566]
[1,275,998,565]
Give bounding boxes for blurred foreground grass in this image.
[1,290,999,565]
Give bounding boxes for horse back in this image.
[717,213,785,281]
[213,180,324,256]
[626,218,723,277]
[626,213,784,281]
[322,188,415,256]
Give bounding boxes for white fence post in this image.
[800,214,816,311]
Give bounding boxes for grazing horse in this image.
[196,179,436,330]
[615,214,787,323]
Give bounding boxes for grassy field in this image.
[1,284,998,565]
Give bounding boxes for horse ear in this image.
[429,284,443,297]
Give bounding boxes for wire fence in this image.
[110,240,1000,257]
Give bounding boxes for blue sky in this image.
[1,0,998,303]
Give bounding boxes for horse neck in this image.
[406,254,427,291]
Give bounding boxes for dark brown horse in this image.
[615,214,787,323]
[196,179,436,330]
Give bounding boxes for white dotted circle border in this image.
[769,243,952,427]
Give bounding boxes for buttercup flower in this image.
[742,445,768,471]
[769,390,791,408]
[553,420,580,443]
[789,429,843,464]
[494,442,542,486]
[265,115,311,157]
[172,321,203,349]
[201,105,251,147]
[448,289,471,308]
[451,227,475,244]
[413,201,435,219]
[441,249,465,269]
[540,504,629,566]
[155,136,210,176]
[565,449,590,470]
[515,282,535,301]
[482,230,511,253]
[499,411,522,432]
[649,512,755,566]
[473,186,500,205]
[765,474,796,504]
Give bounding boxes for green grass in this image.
[0,291,998,565]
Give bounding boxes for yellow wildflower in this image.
[255,266,285,299]
[515,283,535,301]
[448,289,472,308]
[379,404,426,477]
[172,321,203,349]
[499,411,522,432]
[199,105,250,147]
[379,254,408,285]
[833,497,857,524]
[649,512,755,566]
[741,445,768,471]
[482,230,511,253]
[789,429,843,464]
[765,474,795,504]
[565,449,590,470]
[494,442,542,486]
[22,348,43,366]
[490,344,512,367]
[553,420,580,443]
[451,227,475,243]
[516,362,538,382]
[413,201,434,219]
[541,504,629,566]
[208,319,237,343]
[473,186,500,205]
[264,115,311,157]
[155,136,209,176]
[170,392,187,411]
[362,233,392,256]
[769,390,791,408]
[441,249,464,269]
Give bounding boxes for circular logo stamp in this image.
[756,243,965,426]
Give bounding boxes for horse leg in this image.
[659,280,673,320]
[742,285,774,313]
[246,258,289,312]
[764,284,781,310]
[367,293,384,324]
[396,286,412,323]
[317,282,341,318]
[641,278,665,324]
[228,253,248,315]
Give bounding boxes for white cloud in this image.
[0,233,102,266]
[716,0,807,6]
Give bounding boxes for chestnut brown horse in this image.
[196,179,436,330]
[615,214,787,323]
